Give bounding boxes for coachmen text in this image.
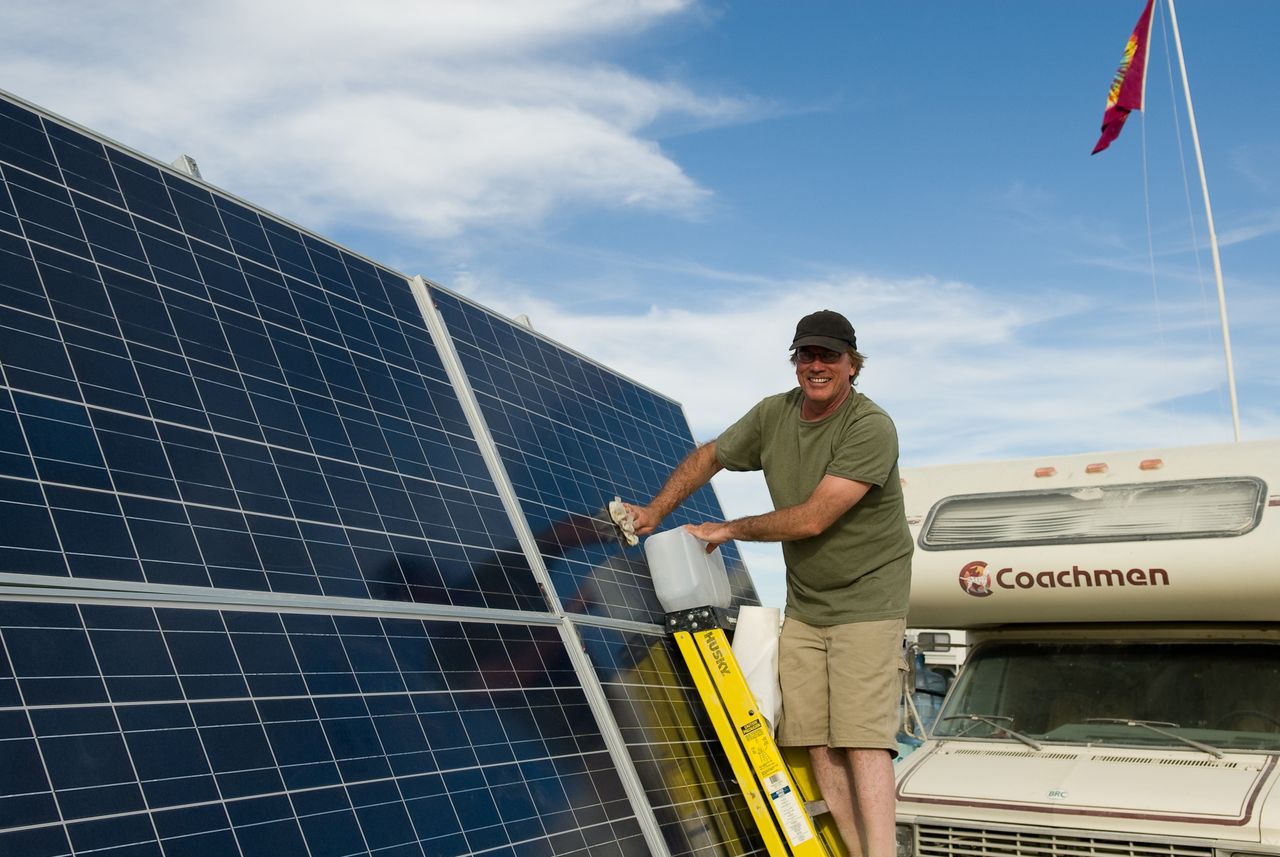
[995,565,1169,590]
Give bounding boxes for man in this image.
[626,309,912,857]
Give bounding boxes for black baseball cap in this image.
[789,310,857,353]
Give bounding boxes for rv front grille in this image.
[915,824,1214,857]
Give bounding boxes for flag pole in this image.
[1166,0,1242,441]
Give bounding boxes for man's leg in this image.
[808,745,861,856]
[847,747,896,857]
[809,745,897,857]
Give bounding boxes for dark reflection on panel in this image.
[0,600,650,857]
[579,623,767,857]
[431,288,759,625]
[0,95,543,612]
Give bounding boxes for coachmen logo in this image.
[959,561,1170,597]
[958,561,993,597]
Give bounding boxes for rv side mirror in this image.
[916,631,951,652]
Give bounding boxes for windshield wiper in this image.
[1086,718,1224,759]
[941,714,1043,751]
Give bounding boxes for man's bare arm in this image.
[625,441,723,536]
[686,473,871,550]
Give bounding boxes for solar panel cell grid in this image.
[0,600,648,857]
[0,99,61,184]
[0,100,545,612]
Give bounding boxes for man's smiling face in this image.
[793,347,854,417]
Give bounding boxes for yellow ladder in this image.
[671,618,848,857]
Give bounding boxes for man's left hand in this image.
[684,522,731,553]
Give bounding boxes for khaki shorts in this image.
[776,616,906,753]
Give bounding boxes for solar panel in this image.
[429,288,759,625]
[0,599,648,857]
[0,89,770,857]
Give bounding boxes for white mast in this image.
[1166,0,1242,442]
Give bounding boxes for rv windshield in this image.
[933,641,1280,754]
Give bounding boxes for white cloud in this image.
[1217,210,1280,248]
[463,270,1259,464]
[0,0,745,238]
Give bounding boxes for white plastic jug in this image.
[643,527,732,613]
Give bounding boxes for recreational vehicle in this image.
[894,440,1280,856]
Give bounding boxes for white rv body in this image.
[894,439,1280,856]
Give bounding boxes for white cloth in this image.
[730,606,783,734]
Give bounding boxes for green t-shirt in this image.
[715,388,913,626]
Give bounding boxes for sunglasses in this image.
[793,347,845,365]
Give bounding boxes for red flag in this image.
[1092,0,1156,154]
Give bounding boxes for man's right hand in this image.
[624,503,662,537]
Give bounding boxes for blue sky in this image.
[3,1,1277,607]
